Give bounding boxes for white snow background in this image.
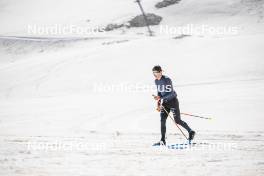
[0,0,264,175]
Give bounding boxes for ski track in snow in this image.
[0,132,263,176]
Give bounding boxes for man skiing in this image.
[152,65,195,146]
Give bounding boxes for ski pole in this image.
[152,94,212,120]
[181,113,212,120]
[152,94,188,140]
[160,104,189,140]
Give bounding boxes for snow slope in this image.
[0,0,264,176]
[0,0,263,36]
[1,34,264,134]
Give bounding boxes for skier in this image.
[152,65,195,146]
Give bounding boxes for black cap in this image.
[152,65,162,72]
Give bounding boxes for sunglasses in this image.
[153,71,161,74]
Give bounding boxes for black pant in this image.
[160,98,192,141]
